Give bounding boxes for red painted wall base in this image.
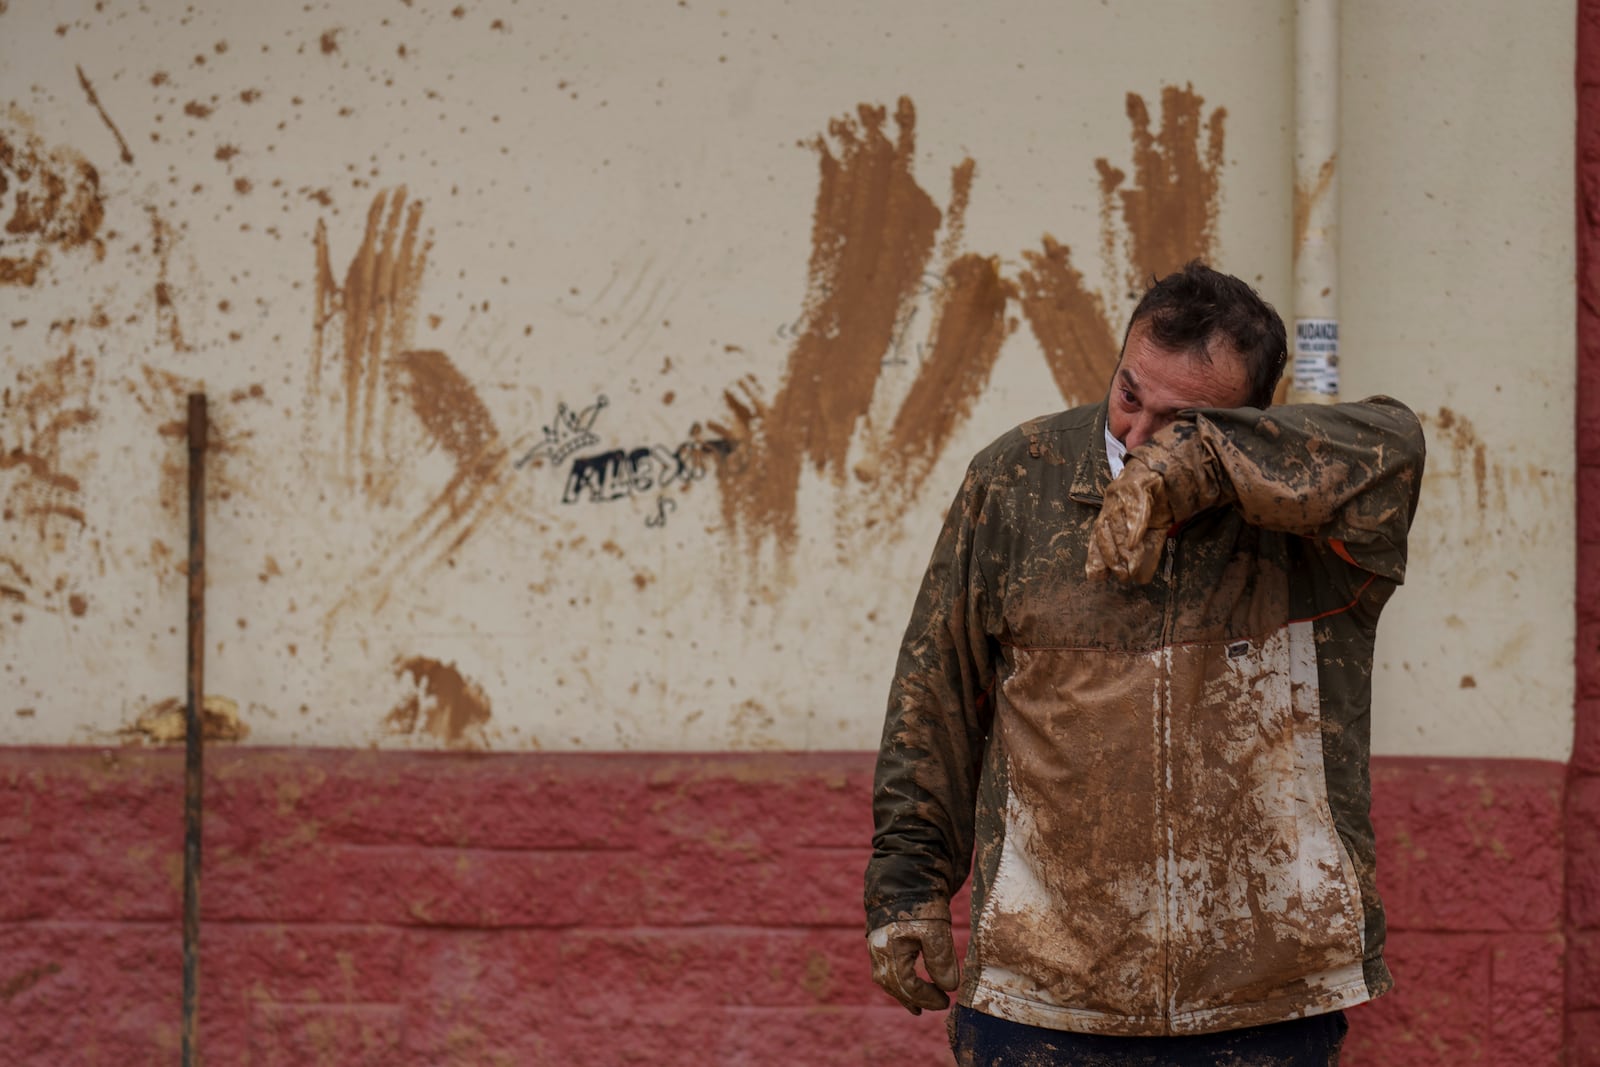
[0,749,1566,1065]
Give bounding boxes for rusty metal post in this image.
[182,393,207,1066]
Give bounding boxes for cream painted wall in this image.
[1340,0,1575,759]
[0,0,1572,759]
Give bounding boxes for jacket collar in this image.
[1068,397,1113,505]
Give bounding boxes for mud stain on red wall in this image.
[385,655,491,747]
[0,112,106,287]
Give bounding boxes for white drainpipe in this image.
[1291,0,1341,404]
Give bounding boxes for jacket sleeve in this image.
[864,456,998,932]
[1135,395,1426,583]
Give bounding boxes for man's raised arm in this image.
[1088,396,1426,584]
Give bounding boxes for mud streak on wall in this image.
[711,86,1229,572]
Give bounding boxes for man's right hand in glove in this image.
[867,919,960,1015]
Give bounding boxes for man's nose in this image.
[1124,416,1159,451]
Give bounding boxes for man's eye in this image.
[1120,389,1138,407]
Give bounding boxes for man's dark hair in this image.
[1122,260,1288,408]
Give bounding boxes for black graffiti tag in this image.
[562,439,736,505]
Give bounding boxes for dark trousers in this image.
[950,1005,1349,1067]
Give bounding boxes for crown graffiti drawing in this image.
[516,394,609,469]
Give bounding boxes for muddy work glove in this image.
[1085,457,1176,584]
[868,919,960,1015]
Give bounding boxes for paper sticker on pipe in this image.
[1293,317,1340,397]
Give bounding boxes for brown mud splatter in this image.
[0,111,107,286]
[74,66,134,165]
[1016,236,1121,407]
[937,158,976,265]
[1293,154,1336,264]
[379,347,516,562]
[0,555,31,603]
[147,208,189,351]
[124,695,249,743]
[1420,407,1493,514]
[132,365,253,518]
[1101,85,1228,291]
[310,186,430,497]
[707,88,1229,571]
[874,253,1016,502]
[709,98,970,555]
[1414,406,1562,548]
[2,349,95,543]
[1019,85,1227,410]
[385,655,491,747]
[391,349,498,471]
[866,159,1017,507]
[310,190,540,625]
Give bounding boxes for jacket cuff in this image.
[866,897,951,933]
[1133,423,1228,522]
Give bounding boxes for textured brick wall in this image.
[1574,3,1600,1064]
[0,749,1565,1066]
[0,750,945,1066]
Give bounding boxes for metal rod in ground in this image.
[182,392,208,1066]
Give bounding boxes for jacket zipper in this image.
[1161,536,1179,639]
[1157,532,1180,1026]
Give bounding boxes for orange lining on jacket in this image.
[1288,571,1378,625]
[1327,538,1359,567]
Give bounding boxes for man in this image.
[864,262,1425,1066]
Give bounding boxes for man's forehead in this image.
[1124,320,1246,362]
[1119,326,1250,406]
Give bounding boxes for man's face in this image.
[1106,323,1253,452]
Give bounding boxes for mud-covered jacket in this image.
[865,396,1425,1036]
